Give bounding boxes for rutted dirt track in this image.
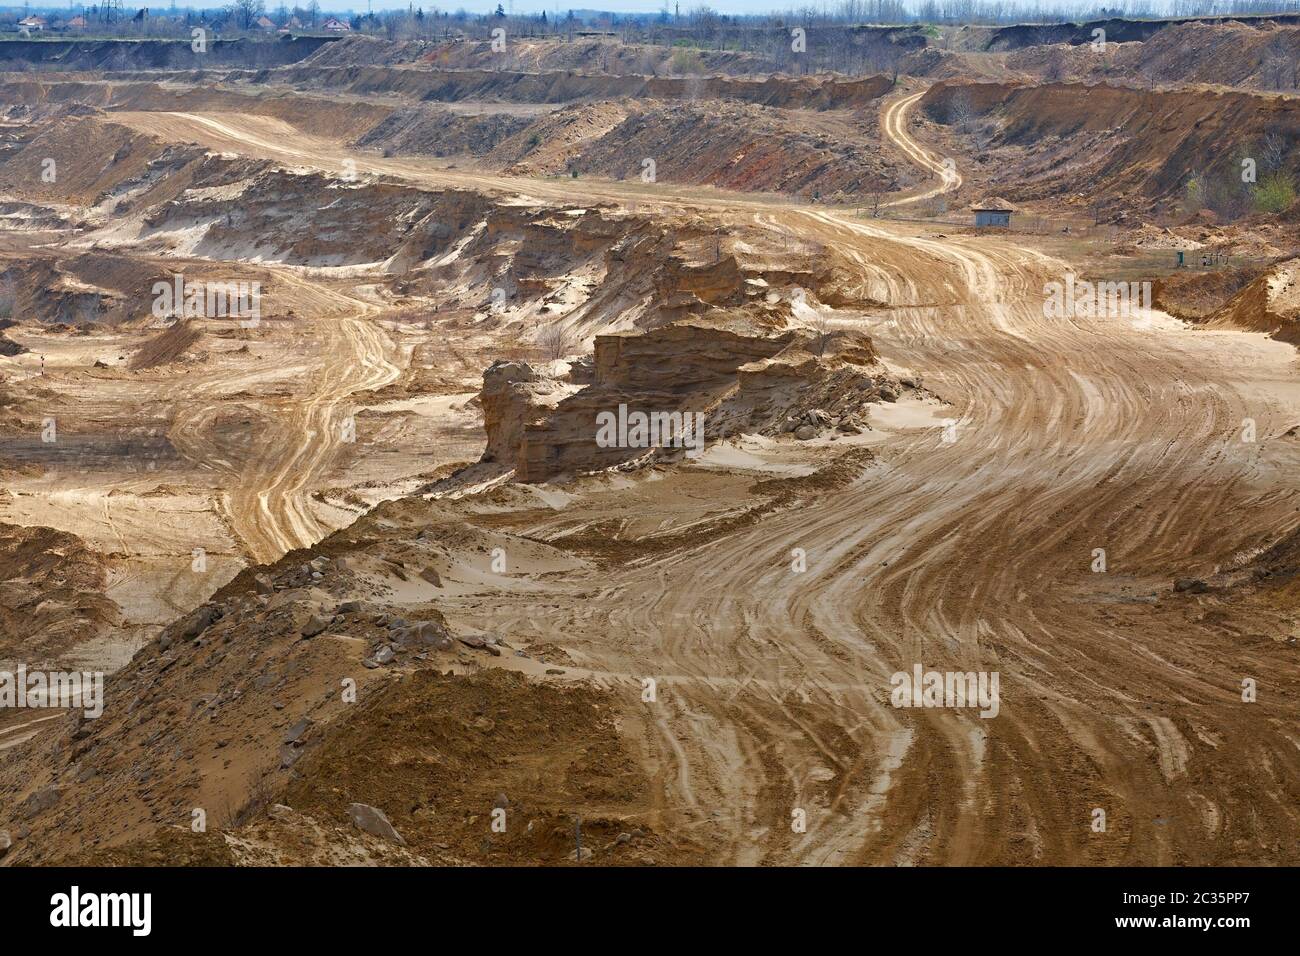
[136,266,400,564]
[9,90,1300,864]
[451,204,1300,863]
[215,276,398,564]
[878,90,962,207]
[108,94,1300,862]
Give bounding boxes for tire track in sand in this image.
[878,89,962,208]
[162,270,400,564]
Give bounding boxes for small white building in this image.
[972,201,1015,229]
[974,208,1012,228]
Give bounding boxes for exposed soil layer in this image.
[0,36,334,72]
[984,13,1300,51]
[284,669,696,866]
[0,522,121,663]
[922,80,1300,213]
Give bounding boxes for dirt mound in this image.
[129,318,205,370]
[1116,22,1299,92]
[353,104,532,158]
[0,113,168,207]
[0,493,601,864]
[490,100,630,173]
[284,669,692,865]
[503,100,904,199]
[1203,256,1300,343]
[3,253,176,326]
[54,667,692,866]
[1152,263,1271,321]
[0,522,121,662]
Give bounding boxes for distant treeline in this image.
[4,1,1300,37]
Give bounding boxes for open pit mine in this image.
[0,8,1297,902]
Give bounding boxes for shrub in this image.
[669,47,704,75]
[1254,172,1297,215]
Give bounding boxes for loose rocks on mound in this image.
[347,803,407,846]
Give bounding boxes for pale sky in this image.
[245,1,1182,16]
[9,0,1249,21]
[298,2,762,12]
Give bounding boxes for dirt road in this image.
[878,89,963,207]
[458,206,1300,864]
[172,272,401,563]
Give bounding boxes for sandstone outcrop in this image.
[478,314,884,483]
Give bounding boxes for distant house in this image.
[285,15,303,29]
[18,15,47,31]
[974,209,1011,228]
[255,15,276,31]
[67,15,88,30]
[322,17,351,32]
[973,205,1013,228]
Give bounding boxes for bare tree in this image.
[1260,132,1289,174]
[228,0,266,30]
[946,90,991,152]
[1042,47,1066,83]
[810,312,835,357]
[1261,37,1294,91]
[868,188,883,218]
[947,90,975,130]
[536,324,576,361]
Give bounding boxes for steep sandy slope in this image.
[1006,22,1300,92]
[0,522,121,663]
[922,80,1300,210]
[1202,256,1300,343]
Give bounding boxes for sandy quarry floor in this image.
[3,88,1299,865]
[0,255,490,667]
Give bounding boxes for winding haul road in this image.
[879,89,963,207]
[110,90,1300,864]
[159,268,400,564]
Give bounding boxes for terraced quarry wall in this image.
[985,13,1300,50]
[923,80,1300,206]
[0,36,335,72]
